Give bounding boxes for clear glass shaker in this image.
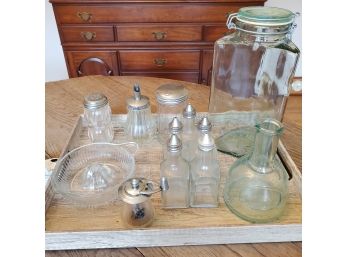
[224,118,288,223]
[197,117,212,135]
[118,177,168,228]
[182,104,197,162]
[83,92,114,143]
[190,133,220,207]
[208,6,300,157]
[125,84,155,144]
[155,83,188,143]
[160,134,190,208]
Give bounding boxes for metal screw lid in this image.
[83,92,109,110]
[198,133,215,151]
[118,177,151,204]
[197,117,212,133]
[167,134,182,152]
[126,84,150,110]
[155,83,188,105]
[169,117,183,134]
[183,103,196,119]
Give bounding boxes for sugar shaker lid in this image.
[167,134,182,152]
[183,103,196,119]
[155,83,188,105]
[198,133,215,151]
[84,92,109,110]
[197,117,212,133]
[118,178,151,204]
[126,84,150,110]
[169,117,183,133]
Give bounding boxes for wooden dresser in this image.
[49,0,265,85]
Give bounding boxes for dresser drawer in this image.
[121,72,199,83]
[203,25,230,42]
[117,25,202,42]
[54,4,244,24]
[60,26,114,43]
[119,51,200,71]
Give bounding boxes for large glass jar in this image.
[224,118,288,223]
[208,7,300,157]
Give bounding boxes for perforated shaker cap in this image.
[167,134,182,152]
[197,117,212,133]
[83,92,109,110]
[198,133,215,151]
[169,117,183,134]
[183,103,196,119]
[155,83,188,105]
[126,84,150,110]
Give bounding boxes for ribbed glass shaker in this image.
[125,84,155,144]
[83,92,114,143]
[155,83,188,143]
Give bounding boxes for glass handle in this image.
[80,31,96,41]
[152,31,167,40]
[154,58,167,67]
[77,12,92,22]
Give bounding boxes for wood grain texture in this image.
[45,75,302,257]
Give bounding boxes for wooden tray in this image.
[45,114,302,250]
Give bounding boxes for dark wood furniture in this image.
[49,0,265,85]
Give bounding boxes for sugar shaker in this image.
[83,92,114,143]
[118,177,168,228]
[155,83,188,143]
[125,84,155,143]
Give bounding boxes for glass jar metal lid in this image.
[155,83,188,105]
[84,92,109,110]
[237,6,296,26]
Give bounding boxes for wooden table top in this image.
[45,75,302,257]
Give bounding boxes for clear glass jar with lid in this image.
[83,92,114,143]
[155,83,188,143]
[208,6,300,157]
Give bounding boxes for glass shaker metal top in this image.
[125,84,155,143]
[84,92,109,110]
[183,103,196,119]
[168,117,183,135]
[197,117,212,134]
[155,83,188,105]
[166,133,182,152]
[83,92,114,143]
[198,133,215,151]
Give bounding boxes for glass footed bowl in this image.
[51,142,138,207]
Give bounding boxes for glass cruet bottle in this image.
[208,6,300,157]
[160,134,190,208]
[224,118,288,223]
[182,103,197,162]
[190,133,220,207]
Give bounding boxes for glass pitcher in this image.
[208,6,300,157]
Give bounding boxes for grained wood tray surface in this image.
[45,114,302,250]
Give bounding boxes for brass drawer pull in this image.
[152,32,167,40]
[77,12,92,22]
[80,31,96,41]
[154,58,167,67]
